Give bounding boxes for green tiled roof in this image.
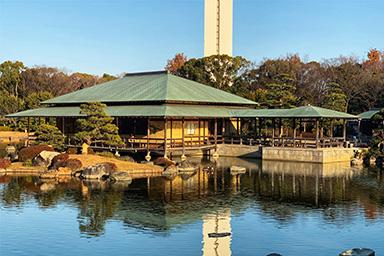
[43,71,257,106]
[6,105,236,118]
[358,109,383,120]
[234,105,358,119]
[6,104,357,119]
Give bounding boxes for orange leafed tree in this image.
[367,48,381,64]
[165,53,187,74]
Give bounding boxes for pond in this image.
[1,158,383,256]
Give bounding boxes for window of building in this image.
[186,122,197,135]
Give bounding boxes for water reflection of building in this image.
[202,209,232,256]
[1,160,383,240]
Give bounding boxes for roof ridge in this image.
[167,73,257,104]
[164,73,171,101]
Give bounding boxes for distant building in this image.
[204,0,233,56]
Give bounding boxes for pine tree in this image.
[322,82,347,112]
[75,102,123,147]
[35,124,65,151]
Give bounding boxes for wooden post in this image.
[222,118,225,143]
[203,119,206,144]
[198,119,201,147]
[62,117,65,135]
[214,118,218,151]
[182,118,185,156]
[147,118,150,152]
[279,118,283,138]
[259,118,262,138]
[293,118,296,148]
[27,117,30,146]
[343,119,347,143]
[164,118,168,157]
[357,119,361,142]
[315,119,319,148]
[236,118,240,136]
[272,118,275,147]
[330,119,334,138]
[170,119,173,149]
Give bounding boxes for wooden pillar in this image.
[254,117,257,137]
[342,119,347,143]
[222,118,225,143]
[315,119,319,148]
[214,118,218,151]
[272,118,275,147]
[203,119,206,144]
[62,117,65,135]
[146,118,150,152]
[170,119,173,149]
[259,118,262,137]
[236,118,240,136]
[279,118,283,138]
[198,119,201,146]
[164,118,168,157]
[293,118,296,148]
[182,118,185,156]
[330,119,334,138]
[27,117,30,146]
[357,119,361,141]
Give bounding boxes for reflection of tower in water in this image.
[202,209,232,256]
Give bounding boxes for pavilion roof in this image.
[358,108,383,120]
[7,105,358,119]
[6,105,236,118]
[235,105,358,119]
[42,71,257,106]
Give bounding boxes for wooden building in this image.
[8,71,256,157]
[7,71,358,159]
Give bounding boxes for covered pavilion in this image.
[7,71,358,157]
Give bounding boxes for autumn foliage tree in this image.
[165,53,188,74]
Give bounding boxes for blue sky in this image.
[1,0,383,75]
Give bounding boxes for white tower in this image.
[204,0,233,56]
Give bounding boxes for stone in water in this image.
[339,248,375,256]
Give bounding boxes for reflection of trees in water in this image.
[0,165,383,237]
[1,176,39,207]
[78,181,125,237]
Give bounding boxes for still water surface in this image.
[1,158,383,256]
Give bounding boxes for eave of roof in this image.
[234,105,358,119]
[6,105,236,118]
[358,109,383,120]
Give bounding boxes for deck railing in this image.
[65,133,349,152]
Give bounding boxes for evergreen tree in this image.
[75,102,123,147]
[322,82,347,112]
[265,74,297,108]
[35,124,65,151]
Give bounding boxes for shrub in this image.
[49,153,69,169]
[19,145,54,162]
[96,151,115,158]
[34,124,65,151]
[119,155,135,162]
[0,126,12,132]
[0,159,11,169]
[87,147,95,155]
[100,162,118,174]
[23,159,33,167]
[67,148,78,154]
[62,158,82,171]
